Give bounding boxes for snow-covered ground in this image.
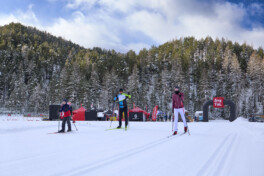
[1,115,264,176]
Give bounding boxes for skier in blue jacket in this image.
[58,99,72,133]
[113,89,131,129]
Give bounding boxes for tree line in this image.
[0,23,263,118]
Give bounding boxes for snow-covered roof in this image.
[195,111,203,113]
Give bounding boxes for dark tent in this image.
[129,107,150,121]
[49,105,61,120]
[85,110,97,121]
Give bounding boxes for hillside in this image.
[0,23,263,117]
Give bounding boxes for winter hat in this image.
[174,86,180,89]
[119,88,123,92]
[63,99,68,103]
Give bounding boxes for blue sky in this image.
[0,0,263,52]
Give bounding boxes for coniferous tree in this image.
[127,65,140,107]
[0,23,263,117]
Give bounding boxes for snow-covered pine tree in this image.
[161,66,171,113]
[229,54,242,114]
[127,65,140,108]
[89,64,100,109]
[247,52,262,115]
[29,82,47,113]
[68,61,81,104]
[59,65,70,101]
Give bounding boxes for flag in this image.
[152,105,158,121]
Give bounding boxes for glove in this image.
[60,112,64,120]
[113,96,117,102]
[128,92,130,95]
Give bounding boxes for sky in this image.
[0,0,263,53]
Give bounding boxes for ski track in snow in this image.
[195,133,238,176]
[1,117,264,176]
[54,134,177,176]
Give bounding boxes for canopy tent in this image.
[72,105,86,121]
[128,107,150,121]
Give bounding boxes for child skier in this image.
[58,99,72,133]
[172,86,187,135]
[113,89,131,129]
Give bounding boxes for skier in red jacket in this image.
[58,99,72,133]
[172,86,187,135]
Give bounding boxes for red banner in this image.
[213,97,224,108]
[152,105,158,121]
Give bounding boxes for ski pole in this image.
[109,111,114,128]
[172,112,174,132]
[186,117,190,135]
[186,119,190,135]
[182,108,190,135]
[127,110,130,129]
[58,119,60,132]
[73,122,78,131]
[110,119,113,128]
[70,116,78,131]
[110,101,116,128]
[58,112,62,132]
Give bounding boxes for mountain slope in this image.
[0,23,263,117]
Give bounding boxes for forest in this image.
[0,23,263,118]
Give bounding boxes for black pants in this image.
[62,116,71,131]
[119,107,128,127]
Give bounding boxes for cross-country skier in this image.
[113,89,131,129]
[58,99,72,133]
[172,86,187,135]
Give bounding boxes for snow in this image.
[1,116,264,176]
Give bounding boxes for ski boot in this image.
[116,126,121,129]
[173,131,177,135]
[67,129,72,132]
[58,129,65,133]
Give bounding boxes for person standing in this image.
[58,99,72,133]
[172,86,187,135]
[113,89,131,129]
[164,113,168,122]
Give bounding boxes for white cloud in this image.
[241,27,264,48]
[126,10,174,43]
[0,4,39,27]
[248,3,264,16]
[0,14,18,26]
[46,11,122,50]
[66,0,97,9]
[0,0,263,52]
[126,42,151,53]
